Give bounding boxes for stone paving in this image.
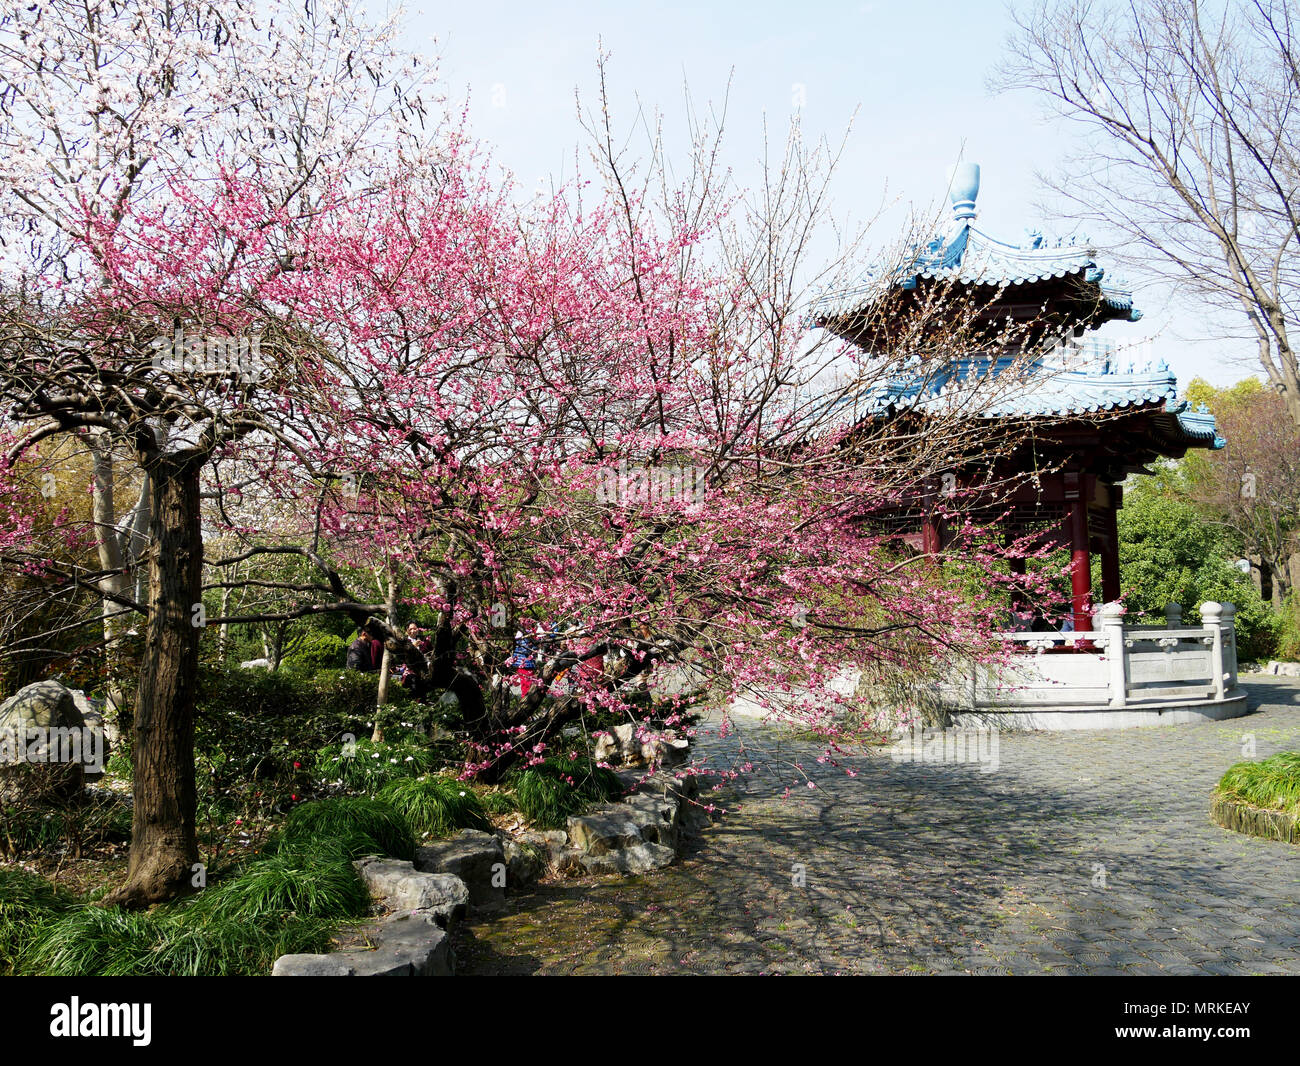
[452,678,1300,974]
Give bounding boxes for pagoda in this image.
[813,163,1225,634]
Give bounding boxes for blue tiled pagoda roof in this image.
[813,163,1221,455]
[843,345,1225,450]
[812,162,1141,326]
[814,227,1141,323]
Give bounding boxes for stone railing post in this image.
[1201,602,1226,701]
[1219,602,1238,692]
[1100,602,1127,709]
[1165,602,1182,628]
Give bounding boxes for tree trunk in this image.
[372,571,398,743]
[102,457,203,908]
[89,433,135,732]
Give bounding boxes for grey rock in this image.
[621,791,681,850]
[0,680,89,800]
[580,841,676,875]
[592,733,620,764]
[499,835,545,889]
[641,735,690,768]
[272,954,355,976]
[346,913,453,976]
[416,829,506,907]
[271,914,453,977]
[550,847,586,878]
[567,806,645,855]
[352,856,469,927]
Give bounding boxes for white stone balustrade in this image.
[956,601,1241,715]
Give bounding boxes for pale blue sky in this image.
[406,0,1255,389]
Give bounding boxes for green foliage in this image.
[0,868,73,976]
[280,631,349,674]
[9,794,420,975]
[1277,594,1300,661]
[508,753,623,829]
[378,775,492,838]
[1218,751,1300,817]
[194,666,417,818]
[281,796,416,860]
[313,735,440,794]
[1116,482,1279,659]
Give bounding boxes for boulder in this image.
[415,829,506,908]
[640,733,690,768]
[352,856,469,928]
[593,723,690,768]
[620,791,681,850]
[566,805,646,856]
[0,680,91,800]
[499,834,545,889]
[580,841,675,876]
[592,732,620,765]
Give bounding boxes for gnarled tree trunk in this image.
[103,455,204,908]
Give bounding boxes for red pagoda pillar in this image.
[1068,497,1093,632]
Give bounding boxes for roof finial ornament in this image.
[947,162,980,222]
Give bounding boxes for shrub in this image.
[1276,593,1300,662]
[478,788,519,817]
[281,796,416,861]
[194,667,419,817]
[378,775,491,838]
[0,792,132,860]
[280,631,349,674]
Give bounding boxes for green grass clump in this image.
[508,754,624,829]
[20,902,338,977]
[477,787,519,817]
[0,868,73,976]
[189,839,372,925]
[281,796,416,861]
[1218,751,1300,817]
[378,775,492,838]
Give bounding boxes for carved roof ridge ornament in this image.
[810,164,1143,323]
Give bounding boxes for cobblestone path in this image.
[453,678,1300,974]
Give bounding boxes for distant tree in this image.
[999,0,1300,425]
[1116,477,1278,658]
[1179,378,1300,601]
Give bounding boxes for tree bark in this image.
[103,456,204,908]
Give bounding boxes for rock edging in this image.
[1210,790,1300,844]
[272,856,469,976]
